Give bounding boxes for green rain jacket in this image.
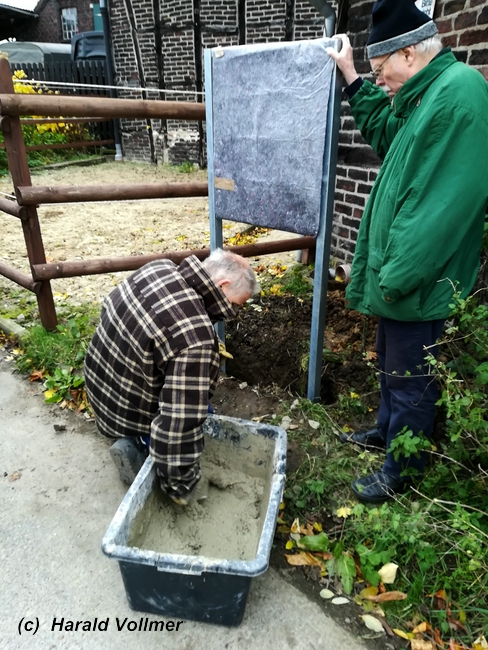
[345,49,488,321]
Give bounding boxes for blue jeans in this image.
[376,317,444,481]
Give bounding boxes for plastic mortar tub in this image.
[101,414,287,627]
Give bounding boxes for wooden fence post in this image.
[0,58,57,330]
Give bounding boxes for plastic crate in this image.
[101,415,287,627]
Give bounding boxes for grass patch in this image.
[16,305,100,375]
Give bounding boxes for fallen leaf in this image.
[412,621,432,634]
[378,562,398,584]
[447,617,467,633]
[8,471,21,482]
[336,506,352,518]
[393,628,413,641]
[313,522,322,532]
[474,635,488,650]
[433,628,444,648]
[12,347,24,356]
[285,540,294,550]
[284,552,323,567]
[360,615,384,633]
[290,517,300,534]
[411,641,435,650]
[359,586,379,599]
[29,369,45,381]
[299,523,315,536]
[308,419,320,429]
[331,597,349,605]
[367,591,407,603]
[319,588,335,599]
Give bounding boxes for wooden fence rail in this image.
[31,237,317,281]
[0,94,206,121]
[16,182,209,205]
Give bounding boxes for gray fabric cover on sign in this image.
[212,39,335,238]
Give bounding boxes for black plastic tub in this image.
[101,415,287,627]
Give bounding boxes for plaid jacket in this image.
[84,256,235,498]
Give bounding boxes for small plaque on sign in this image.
[214,177,235,191]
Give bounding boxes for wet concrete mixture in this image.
[128,435,274,561]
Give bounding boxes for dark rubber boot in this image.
[109,438,148,485]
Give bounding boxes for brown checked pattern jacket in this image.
[84,256,235,499]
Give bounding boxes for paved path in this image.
[0,353,370,650]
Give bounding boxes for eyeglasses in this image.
[370,52,394,79]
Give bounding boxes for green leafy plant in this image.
[44,367,84,403]
[177,160,196,173]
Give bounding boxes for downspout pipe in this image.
[308,0,336,38]
[100,0,123,161]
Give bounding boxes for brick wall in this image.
[108,0,488,262]
[20,0,95,43]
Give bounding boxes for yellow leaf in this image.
[285,540,294,550]
[378,562,398,584]
[473,635,488,650]
[279,501,285,510]
[336,506,352,518]
[277,525,290,534]
[44,390,56,399]
[359,586,379,599]
[350,391,359,399]
[12,347,24,355]
[313,522,322,532]
[412,621,431,634]
[393,629,413,640]
[290,517,301,534]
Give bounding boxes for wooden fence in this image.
[9,60,114,143]
[0,57,315,330]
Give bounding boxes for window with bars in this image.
[61,7,78,41]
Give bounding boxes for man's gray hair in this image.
[413,34,443,55]
[203,248,260,298]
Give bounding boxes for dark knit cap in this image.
[367,0,438,59]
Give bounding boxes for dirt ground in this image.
[0,159,298,303]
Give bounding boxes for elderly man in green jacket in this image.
[327,0,488,503]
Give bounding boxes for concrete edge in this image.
[0,315,27,339]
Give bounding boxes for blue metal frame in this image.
[205,49,224,342]
[307,59,343,401]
